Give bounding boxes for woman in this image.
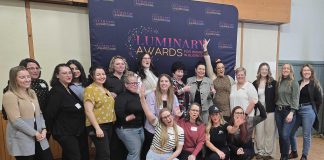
[115,71,145,160]
[66,59,88,101]
[142,74,180,159]
[136,52,158,96]
[228,104,267,160]
[84,66,116,160]
[46,64,88,160]
[176,103,205,160]
[203,39,234,121]
[105,55,129,160]
[275,64,300,160]
[252,63,277,160]
[230,67,258,117]
[187,61,215,123]
[19,58,49,113]
[140,87,184,160]
[289,64,323,160]
[2,66,52,160]
[205,105,231,160]
[171,61,190,113]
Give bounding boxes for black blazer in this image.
[45,82,85,136]
[253,80,277,113]
[298,80,323,131]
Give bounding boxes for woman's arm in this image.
[245,83,258,115]
[84,100,104,137]
[203,39,217,81]
[168,144,183,160]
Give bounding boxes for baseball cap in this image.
[209,105,220,115]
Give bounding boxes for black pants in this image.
[54,133,89,160]
[88,123,113,160]
[110,124,127,160]
[206,147,230,160]
[141,129,154,159]
[15,141,53,160]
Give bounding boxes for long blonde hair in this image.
[8,66,35,99]
[159,108,179,147]
[255,62,274,86]
[155,74,175,111]
[277,63,295,88]
[205,113,225,140]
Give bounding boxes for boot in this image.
[288,151,298,159]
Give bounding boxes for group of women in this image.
[2,39,323,160]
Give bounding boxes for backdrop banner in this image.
[89,0,238,78]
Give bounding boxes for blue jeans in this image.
[146,149,179,160]
[116,127,144,160]
[275,108,296,158]
[290,104,315,156]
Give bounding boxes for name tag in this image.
[190,126,197,132]
[40,83,46,88]
[75,103,82,109]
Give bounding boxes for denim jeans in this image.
[88,123,113,160]
[116,127,144,160]
[290,104,315,156]
[146,149,179,160]
[275,108,296,158]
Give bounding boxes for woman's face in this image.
[125,76,139,93]
[141,54,151,69]
[216,63,225,77]
[236,70,246,84]
[260,65,269,78]
[173,69,184,80]
[302,66,312,80]
[113,58,126,74]
[16,70,31,90]
[26,62,40,80]
[210,112,220,124]
[195,64,206,78]
[282,64,291,78]
[69,64,81,79]
[57,66,73,86]
[159,76,171,92]
[161,110,173,127]
[189,104,200,121]
[93,68,106,85]
[233,108,244,119]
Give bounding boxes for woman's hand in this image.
[216,150,226,159]
[138,85,146,98]
[188,154,196,160]
[203,39,210,52]
[35,131,45,141]
[182,85,191,92]
[95,128,104,138]
[285,112,294,123]
[236,147,244,155]
[126,114,136,121]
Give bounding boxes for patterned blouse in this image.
[31,79,49,112]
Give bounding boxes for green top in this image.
[276,77,300,111]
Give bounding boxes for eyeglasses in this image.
[26,67,41,71]
[161,114,172,120]
[127,82,140,86]
[190,109,199,112]
[142,57,151,60]
[60,71,73,76]
[234,112,244,115]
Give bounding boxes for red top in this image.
[177,118,206,156]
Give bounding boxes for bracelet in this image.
[203,51,208,56]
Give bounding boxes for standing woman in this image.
[177,103,206,160]
[187,61,215,123]
[140,87,184,160]
[115,71,145,160]
[2,66,52,160]
[170,61,190,113]
[136,52,158,96]
[84,66,116,160]
[275,63,299,160]
[252,63,277,160]
[141,74,180,159]
[66,59,88,101]
[203,39,235,121]
[289,64,323,160]
[46,64,89,160]
[230,67,258,117]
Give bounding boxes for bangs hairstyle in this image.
[108,55,129,74]
[155,74,175,112]
[8,66,35,99]
[235,67,246,75]
[87,65,105,84]
[256,62,274,86]
[158,108,179,147]
[300,64,316,81]
[123,71,137,84]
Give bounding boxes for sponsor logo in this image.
[152,14,171,22]
[113,9,134,18]
[94,19,115,27]
[219,21,235,29]
[218,41,233,49]
[134,0,154,7]
[188,18,204,26]
[205,8,222,15]
[204,29,221,37]
[171,3,190,12]
[94,44,117,51]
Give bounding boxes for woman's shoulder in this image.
[3,90,15,98]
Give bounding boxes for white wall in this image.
[279,0,324,61]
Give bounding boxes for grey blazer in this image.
[186,76,214,111]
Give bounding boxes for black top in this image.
[45,82,85,136]
[194,80,202,105]
[31,79,49,112]
[104,73,125,96]
[252,80,277,113]
[115,90,145,128]
[209,123,229,149]
[299,84,311,104]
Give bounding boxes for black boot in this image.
[288,151,298,159]
[300,154,307,160]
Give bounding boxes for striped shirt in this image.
[151,122,184,153]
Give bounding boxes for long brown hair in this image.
[229,106,248,143]
[255,62,274,86]
[159,108,179,147]
[155,74,175,111]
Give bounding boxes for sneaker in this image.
[288,151,298,159]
